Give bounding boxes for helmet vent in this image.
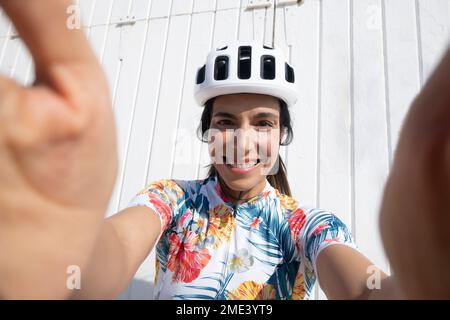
[261,55,276,80]
[285,63,295,83]
[238,46,252,79]
[196,65,206,84]
[214,56,229,80]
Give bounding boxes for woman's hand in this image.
[0,0,117,298]
[379,48,450,299]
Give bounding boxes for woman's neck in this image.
[218,176,267,204]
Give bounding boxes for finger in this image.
[0,0,98,83]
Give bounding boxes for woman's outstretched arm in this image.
[71,206,163,299]
[379,47,450,299]
[0,0,118,298]
[0,0,168,299]
[316,47,450,300]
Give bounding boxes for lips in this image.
[222,156,260,167]
[229,162,259,169]
[221,156,262,174]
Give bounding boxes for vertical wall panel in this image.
[172,0,195,16]
[319,0,352,238]
[238,4,254,41]
[10,41,31,85]
[146,15,193,183]
[286,0,320,231]
[217,0,242,10]
[253,6,268,43]
[172,12,215,180]
[285,0,322,300]
[110,0,133,24]
[107,21,151,216]
[352,0,390,272]
[264,1,275,46]
[88,25,109,61]
[150,0,173,19]
[317,0,353,300]
[119,17,171,215]
[0,36,17,76]
[417,0,450,84]
[0,9,11,38]
[129,0,153,21]
[78,0,97,26]
[383,0,421,165]
[91,0,114,26]
[194,0,217,13]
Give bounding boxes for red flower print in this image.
[167,231,211,283]
[250,217,262,230]
[215,183,231,202]
[179,208,193,227]
[324,237,340,243]
[261,191,271,199]
[148,193,172,231]
[314,223,329,236]
[288,208,306,243]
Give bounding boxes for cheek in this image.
[257,133,281,176]
[257,132,280,161]
[208,131,227,161]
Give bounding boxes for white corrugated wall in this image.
[0,0,449,300]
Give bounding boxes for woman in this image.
[124,42,372,300]
[0,0,448,299]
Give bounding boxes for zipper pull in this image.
[233,191,243,217]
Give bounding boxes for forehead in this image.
[213,94,280,116]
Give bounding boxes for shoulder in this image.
[136,177,213,199]
[274,188,299,212]
[136,179,185,199]
[273,189,320,225]
[288,204,350,237]
[273,190,351,241]
[273,188,343,225]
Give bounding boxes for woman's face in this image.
[208,93,282,193]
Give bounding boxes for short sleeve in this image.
[128,179,185,234]
[299,208,359,273]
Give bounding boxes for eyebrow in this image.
[212,112,279,120]
[253,112,279,120]
[212,112,237,119]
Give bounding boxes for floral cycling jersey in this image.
[129,174,358,300]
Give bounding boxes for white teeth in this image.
[223,158,260,169]
[230,162,257,169]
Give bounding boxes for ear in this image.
[280,128,287,145]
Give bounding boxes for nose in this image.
[229,127,259,163]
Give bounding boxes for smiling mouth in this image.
[222,156,261,169]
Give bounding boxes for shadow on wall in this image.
[118,279,154,300]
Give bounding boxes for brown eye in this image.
[217,120,234,126]
[258,121,274,127]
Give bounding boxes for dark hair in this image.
[197,96,294,196]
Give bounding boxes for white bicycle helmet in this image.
[194,41,298,108]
